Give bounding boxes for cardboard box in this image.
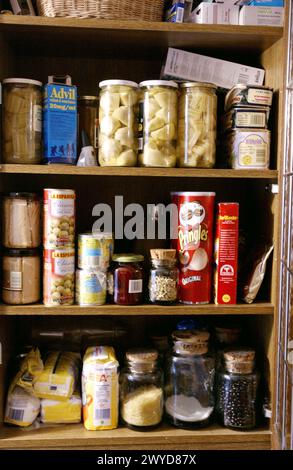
[43,75,77,165]
[165,1,186,22]
[161,48,265,89]
[186,2,239,24]
[214,203,239,305]
[239,6,284,26]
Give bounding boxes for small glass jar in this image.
[98,80,138,166]
[120,349,164,431]
[109,254,144,305]
[2,249,41,304]
[78,95,99,156]
[216,350,259,430]
[177,82,217,168]
[165,330,215,429]
[2,192,41,248]
[138,80,178,167]
[2,78,42,164]
[149,249,178,304]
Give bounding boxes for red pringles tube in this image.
[214,203,239,305]
[171,192,215,304]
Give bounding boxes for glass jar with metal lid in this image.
[109,254,144,305]
[120,348,164,431]
[78,95,99,156]
[98,80,138,166]
[165,330,215,429]
[2,78,42,164]
[138,80,178,167]
[148,249,178,305]
[177,82,217,168]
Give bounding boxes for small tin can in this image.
[78,232,113,270]
[75,269,107,306]
[224,84,273,112]
[225,129,270,169]
[44,189,75,249]
[43,248,75,306]
[223,106,270,131]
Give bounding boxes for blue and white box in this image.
[165,1,186,22]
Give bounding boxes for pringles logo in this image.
[178,202,207,251]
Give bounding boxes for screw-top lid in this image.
[5,192,39,201]
[172,330,210,356]
[99,79,138,88]
[4,248,40,257]
[78,95,99,101]
[139,80,178,89]
[180,82,217,89]
[224,349,255,374]
[3,78,42,87]
[112,254,144,263]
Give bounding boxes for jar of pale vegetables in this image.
[138,80,178,167]
[98,80,138,166]
[177,82,217,168]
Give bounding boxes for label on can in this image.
[44,189,75,249]
[78,233,113,270]
[43,248,75,306]
[76,269,106,306]
[171,192,215,304]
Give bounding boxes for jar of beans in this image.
[216,349,259,430]
[109,254,144,305]
[148,249,178,305]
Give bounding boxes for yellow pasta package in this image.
[34,351,81,401]
[5,386,40,427]
[82,346,119,430]
[40,391,81,424]
[14,347,43,393]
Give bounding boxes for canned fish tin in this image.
[75,269,107,306]
[44,189,75,249]
[223,106,270,132]
[78,232,113,270]
[224,85,273,112]
[225,129,270,169]
[171,192,215,304]
[43,248,75,306]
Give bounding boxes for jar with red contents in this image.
[109,254,144,305]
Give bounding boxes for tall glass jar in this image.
[120,349,164,431]
[98,80,138,166]
[138,80,178,167]
[2,78,42,164]
[78,95,99,156]
[177,82,217,168]
[109,254,144,305]
[216,350,259,430]
[148,249,178,304]
[165,330,215,429]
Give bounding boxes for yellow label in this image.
[222,294,231,303]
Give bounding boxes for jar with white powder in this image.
[164,330,215,429]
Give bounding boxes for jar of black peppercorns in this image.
[216,349,259,430]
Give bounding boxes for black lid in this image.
[4,248,40,257]
[5,192,39,200]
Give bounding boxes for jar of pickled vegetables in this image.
[98,80,138,166]
[177,82,217,168]
[2,78,42,164]
[138,80,178,167]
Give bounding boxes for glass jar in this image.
[2,192,41,248]
[120,349,164,431]
[98,80,138,166]
[177,82,217,168]
[138,80,178,167]
[165,330,215,429]
[216,350,259,430]
[2,249,41,304]
[2,78,42,164]
[78,95,99,156]
[109,254,144,305]
[149,249,178,304]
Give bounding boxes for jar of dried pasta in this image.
[2,78,42,164]
[177,82,217,168]
[98,80,138,166]
[138,80,178,167]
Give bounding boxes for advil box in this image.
[44,75,77,164]
[214,203,239,304]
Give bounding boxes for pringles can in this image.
[171,192,215,304]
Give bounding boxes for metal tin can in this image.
[43,248,75,306]
[43,189,75,249]
[78,232,113,270]
[171,192,215,304]
[225,129,270,169]
[75,269,107,306]
[224,84,273,112]
[223,106,270,132]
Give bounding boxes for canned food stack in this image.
[222,84,273,169]
[43,189,76,306]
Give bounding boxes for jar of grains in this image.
[149,249,178,304]
[177,82,217,168]
[98,80,138,166]
[138,80,178,167]
[109,254,144,305]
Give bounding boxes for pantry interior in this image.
[0,4,290,450]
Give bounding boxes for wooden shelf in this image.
[0,303,274,316]
[0,164,278,179]
[0,423,271,450]
[0,16,283,58]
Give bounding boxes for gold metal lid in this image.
[112,254,144,263]
[180,82,217,89]
[78,95,99,101]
